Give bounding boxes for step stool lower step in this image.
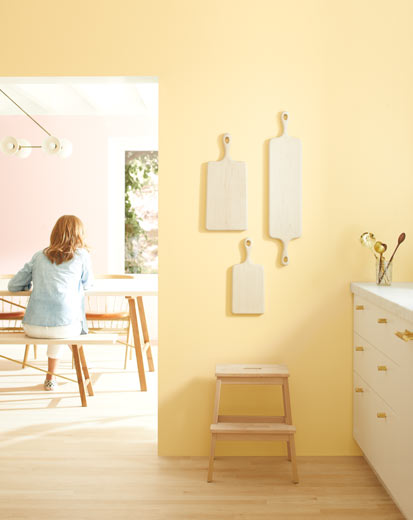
[209,421,298,483]
[211,422,296,434]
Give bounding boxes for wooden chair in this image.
[87,274,154,372]
[86,274,136,369]
[0,275,35,367]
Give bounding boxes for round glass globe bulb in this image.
[1,136,19,155]
[42,136,61,155]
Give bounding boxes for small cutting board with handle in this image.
[232,238,264,314]
[269,112,302,265]
[206,134,247,230]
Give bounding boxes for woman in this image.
[9,215,93,390]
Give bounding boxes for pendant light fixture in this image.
[0,88,72,159]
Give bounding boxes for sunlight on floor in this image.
[0,343,158,450]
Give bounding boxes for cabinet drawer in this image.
[354,296,413,366]
[353,372,401,496]
[353,333,401,413]
[381,313,413,373]
[353,296,391,355]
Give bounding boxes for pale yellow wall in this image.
[1,0,413,456]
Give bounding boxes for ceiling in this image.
[0,78,158,116]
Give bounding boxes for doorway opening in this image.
[0,76,159,448]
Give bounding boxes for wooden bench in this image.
[0,333,118,407]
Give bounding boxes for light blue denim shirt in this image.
[8,248,93,334]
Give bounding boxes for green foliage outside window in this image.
[125,152,158,273]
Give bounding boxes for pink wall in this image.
[0,114,153,273]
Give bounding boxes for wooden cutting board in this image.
[232,238,264,314]
[206,134,247,230]
[269,112,302,265]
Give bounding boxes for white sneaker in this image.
[44,379,58,391]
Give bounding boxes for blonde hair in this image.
[44,215,88,265]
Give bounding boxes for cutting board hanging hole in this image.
[281,111,289,135]
[223,133,231,158]
[244,238,252,261]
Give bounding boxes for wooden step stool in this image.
[207,364,298,483]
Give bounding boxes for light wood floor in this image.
[0,344,404,520]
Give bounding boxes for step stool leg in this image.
[79,346,94,397]
[286,441,292,461]
[33,345,37,360]
[212,379,221,422]
[72,345,87,407]
[22,345,30,369]
[207,434,217,482]
[282,379,293,423]
[282,378,293,461]
[207,379,221,482]
[289,434,299,484]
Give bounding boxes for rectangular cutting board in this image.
[269,112,302,265]
[232,238,264,314]
[206,134,247,230]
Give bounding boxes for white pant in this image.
[23,323,82,360]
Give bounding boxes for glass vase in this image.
[376,258,392,286]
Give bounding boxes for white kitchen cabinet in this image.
[351,282,413,519]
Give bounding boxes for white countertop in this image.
[351,282,413,322]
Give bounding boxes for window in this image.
[125,150,158,274]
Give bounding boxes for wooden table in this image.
[0,277,158,392]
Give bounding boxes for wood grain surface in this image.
[269,112,302,266]
[206,134,247,230]
[232,238,264,314]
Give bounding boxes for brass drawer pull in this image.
[355,305,364,310]
[377,412,387,419]
[377,365,387,371]
[396,329,413,341]
[377,318,387,324]
[355,387,364,393]
[355,346,364,352]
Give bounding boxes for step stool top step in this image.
[215,364,289,378]
[210,422,296,434]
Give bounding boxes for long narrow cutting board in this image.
[269,112,302,265]
[232,238,264,314]
[206,134,247,230]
